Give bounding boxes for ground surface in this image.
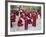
[10,15,41,32]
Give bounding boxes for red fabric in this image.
[19,12,28,30]
[23,14,28,30]
[18,18,23,27]
[31,13,37,27]
[10,10,16,22]
[18,11,25,27]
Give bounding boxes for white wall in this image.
[0,0,46,37]
[0,0,5,37]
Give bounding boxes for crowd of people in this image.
[10,8,41,30]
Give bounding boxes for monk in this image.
[10,10,16,27]
[31,11,37,27]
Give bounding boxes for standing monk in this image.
[18,9,24,27]
[31,11,37,27]
[24,11,29,30]
[10,10,16,27]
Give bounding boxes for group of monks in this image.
[10,9,41,30]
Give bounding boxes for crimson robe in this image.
[11,10,16,22]
[18,12,24,27]
[10,10,16,27]
[18,18,23,27]
[31,13,37,27]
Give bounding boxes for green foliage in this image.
[11,5,41,11]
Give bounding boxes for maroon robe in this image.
[31,13,37,27]
[24,12,28,30]
[28,12,32,24]
[18,18,23,27]
[11,10,16,22]
[18,11,24,27]
[10,10,16,27]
